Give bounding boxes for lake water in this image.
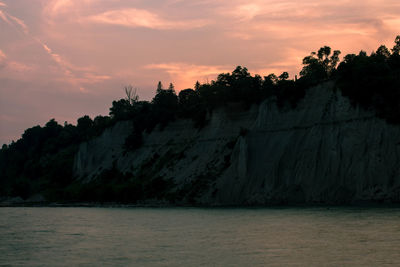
[1,207,400,266]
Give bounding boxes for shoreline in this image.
[1,201,400,209]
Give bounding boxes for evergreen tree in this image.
[157,81,163,94]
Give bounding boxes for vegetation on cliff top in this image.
[1,36,399,203]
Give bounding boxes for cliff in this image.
[73,82,400,205]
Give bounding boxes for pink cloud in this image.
[87,8,209,30]
[7,61,34,72]
[6,12,28,33]
[219,0,400,43]
[0,49,6,68]
[43,0,76,17]
[0,49,33,72]
[0,10,10,23]
[0,8,28,33]
[44,0,97,15]
[2,0,400,145]
[33,38,111,89]
[229,3,262,21]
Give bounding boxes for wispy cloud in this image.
[87,8,208,30]
[0,49,6,69]
[43,0,82,17]
[6,12,28,33]
[0,49,34,72]
[47,0,74,15]
[229,3,262,21]
[0,7,28,33]
[1,1,111,91]
[7,61,34,72]
[219,0,400,43]
[37,39,111,87]
[2,0,400,145]
[0,10,10,23]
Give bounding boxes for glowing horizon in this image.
[1,0,400,144]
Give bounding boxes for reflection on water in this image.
[1,207,400,266]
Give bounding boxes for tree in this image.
[376,45,391,58]
[157,81,163,94]
[279,72,289,81]
[317,46,331,62]
[231,66,251,80]
[44,119,63,140]
[194,81,200,91]
[77,115,93,132]
[390,36,400,68]
[359,50,367,57]
[152,82,179,127]
[392,35,400,55]
[45,118,59,129]
[124,85,139,105]
[178,88,200,117]
[152,87,178,110]
[168,83,175,92]
[300,46,341,81]
[109,99,131,120]
[265,74,278,85]
[330,50,341,70]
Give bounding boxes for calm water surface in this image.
[1,207,400,266]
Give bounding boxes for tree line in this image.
[0,35,399,202]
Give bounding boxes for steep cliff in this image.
[73,82,400,204]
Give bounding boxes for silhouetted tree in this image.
[375,45,391,59]
[337,36,400,123]
[168,83,175,92]
[152,82,179,128]
[392,35,400,55]
[157,81,163,93]
[178,89,200,117]
[194,81,201,91]
[279,72,289,81]
[124,85,139,105]
[109,99,131,120]
[300,46,341,82]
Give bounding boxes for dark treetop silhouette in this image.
[1,36,399,204]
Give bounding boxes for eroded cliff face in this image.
[73,82,400,204]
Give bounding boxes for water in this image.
[1,207,400,266]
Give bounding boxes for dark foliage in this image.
[337,36,400,123]
[2,36,400,203]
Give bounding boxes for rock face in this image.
[73,82,400,204]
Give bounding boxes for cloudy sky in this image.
[1,0,399,144]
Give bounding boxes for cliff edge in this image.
[73,82,400,205]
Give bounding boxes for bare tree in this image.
[124,85,139,105]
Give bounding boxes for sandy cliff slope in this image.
[74,82,400,204]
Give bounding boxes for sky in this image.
[0,0,400,145]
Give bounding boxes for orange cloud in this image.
[87,8,208,30]
[145,63,231,90]
[230,3,262,21]
[0,49,6,68]
[42,0,97,24]
[43,0,78,17]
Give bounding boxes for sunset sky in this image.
[1,0,399,145]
